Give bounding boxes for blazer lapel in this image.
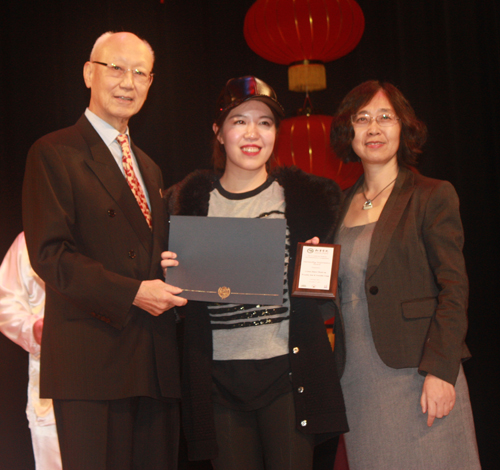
[132,142,162,228]
[132,141,167,278]
[76,116,153,254]
[366,167,415,280]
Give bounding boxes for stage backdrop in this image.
[1,1,499,469]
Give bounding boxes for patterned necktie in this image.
[116,134,153,230]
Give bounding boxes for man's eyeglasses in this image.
[351,113,400,127]
[92,61,153,84]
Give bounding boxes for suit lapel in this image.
[132,142,162,227]
[366,167,415,280]
[76,116,153,254]
[132,141,167,278]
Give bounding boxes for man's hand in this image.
[305,237,320,245]
[133,279,187,316]
[420,373,456,426]
[161,251,179,277]
[33,318,44,345]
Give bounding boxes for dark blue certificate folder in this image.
[166,215,286,304]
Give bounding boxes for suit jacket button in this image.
[301,420,307,427]
[128,250,136,259]
[108,209,116,217]
[369,286,379,295]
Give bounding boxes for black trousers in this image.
[53,396,179,470]
[211,391,315,470]
[313,436,339,470]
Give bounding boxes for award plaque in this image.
[291,243,340,299]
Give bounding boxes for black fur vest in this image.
[165,166,344,252]
[165,166,348,459]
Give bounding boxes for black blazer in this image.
[334,167,470,385]
[22,115,180,400]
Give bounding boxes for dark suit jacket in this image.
[334,166,470,385]
[22,115,180,400]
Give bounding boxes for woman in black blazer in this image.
[329,81,480,469]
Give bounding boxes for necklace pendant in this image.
[362,200,373,210]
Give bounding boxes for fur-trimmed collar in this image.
[165,166,343,244]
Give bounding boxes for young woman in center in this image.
[163,76,347,470]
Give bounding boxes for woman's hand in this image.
[304,237,320,245]
[420,373,456,426]
[161,251,179,277]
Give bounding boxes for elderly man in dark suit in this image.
[22,31,187,470]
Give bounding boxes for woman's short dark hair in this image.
[330,80,427,167]
[211,104,282,175]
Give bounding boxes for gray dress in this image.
[336,222,481,470]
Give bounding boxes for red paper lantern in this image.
[244,0,364,91]
[274,114,363,189]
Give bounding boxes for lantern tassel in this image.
[288,60,326,92]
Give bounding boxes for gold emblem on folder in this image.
[218,286,231,300]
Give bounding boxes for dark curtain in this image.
[1,1,498,468]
